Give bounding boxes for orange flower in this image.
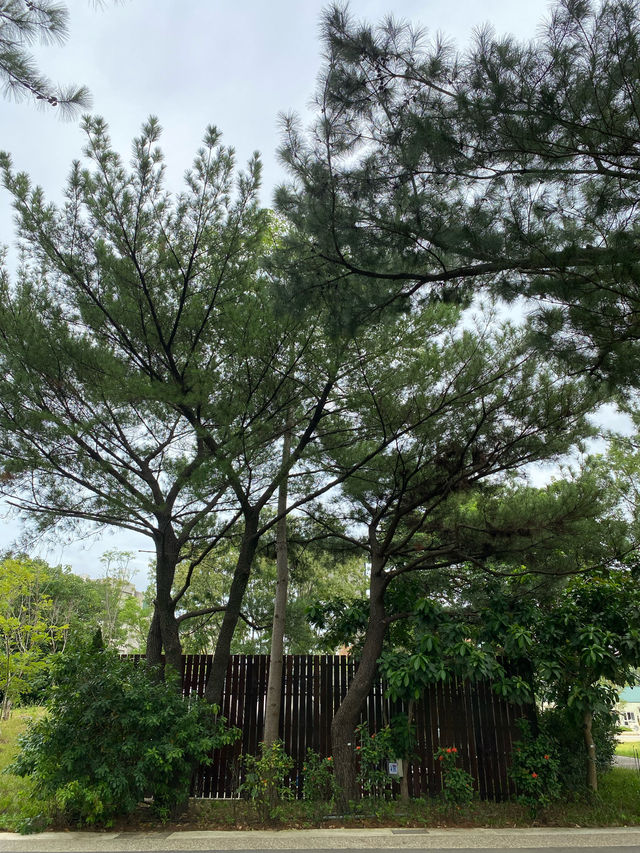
[544,754,550,760]
[438,755,444,761]
[531,772,538,778]
[452,747,457,753]
[327,756,332,762]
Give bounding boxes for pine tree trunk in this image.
[159,604,182,685]
[145,609,163,669]
[332,560,387,809]
[145,524,182,686]
[263,420,292,746]
[583,709,598,792]
[204,509,260,707]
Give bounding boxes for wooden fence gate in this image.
[173,654,528,800]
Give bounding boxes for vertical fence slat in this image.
[312,655,320,754]
[321,655,331,757]
[283,653,294,758]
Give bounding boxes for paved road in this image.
[1,828,640,853]
[614,755,638,770]
[6,845,638,853]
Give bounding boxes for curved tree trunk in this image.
[204,509,260,707]
[583,709,598,792]
[263,421,292,746]
[331,563,387,808]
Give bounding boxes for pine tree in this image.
[0,117,269,677]
[277,0,640,384]
[299,307,618,804]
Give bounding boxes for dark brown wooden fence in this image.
[173,654,528,800]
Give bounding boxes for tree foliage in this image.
[0,555,63,719]
[0,0,90,114]
[174,523,366,656]
[277,0,640,382]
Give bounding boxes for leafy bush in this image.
[538,706,617,793]
[434,746,474,807]
[508,719,561,817]
[354,722,396,799]
[9,643,239,825]
[302,748,337,803]
[239,740,294,822]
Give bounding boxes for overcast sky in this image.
[0,0,561,585]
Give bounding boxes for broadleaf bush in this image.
[434,746,474,807]
[302,748,337,810]
[508,719,561,817]
[239,740,294,822]
[9,643,239,825]
[538,706,617,793]
[355,722,395,799]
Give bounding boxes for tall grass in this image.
[0,708,51,833]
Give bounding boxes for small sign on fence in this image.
[388,759,403,777]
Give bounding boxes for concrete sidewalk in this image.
[1,827,639,852]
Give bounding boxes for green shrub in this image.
[9,643,239,826]
[434,746,474,808]
[239,740,294,822]
[538,706,617,793]
[302,748,337,803]
[508,719,561,818]
[354,722,395,799]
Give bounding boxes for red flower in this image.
[327,756,332,762]
[438,755,444,761]
[452,747,457,753]
[544,754,550,760]
[446,748,452,753]
[531,772,538,778]
[356,746,361,751]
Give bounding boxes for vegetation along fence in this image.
[153,654,529,800]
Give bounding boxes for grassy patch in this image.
[0,707,52,833]
[615,741,640,757]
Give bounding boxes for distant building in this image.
[617,686,640,733]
